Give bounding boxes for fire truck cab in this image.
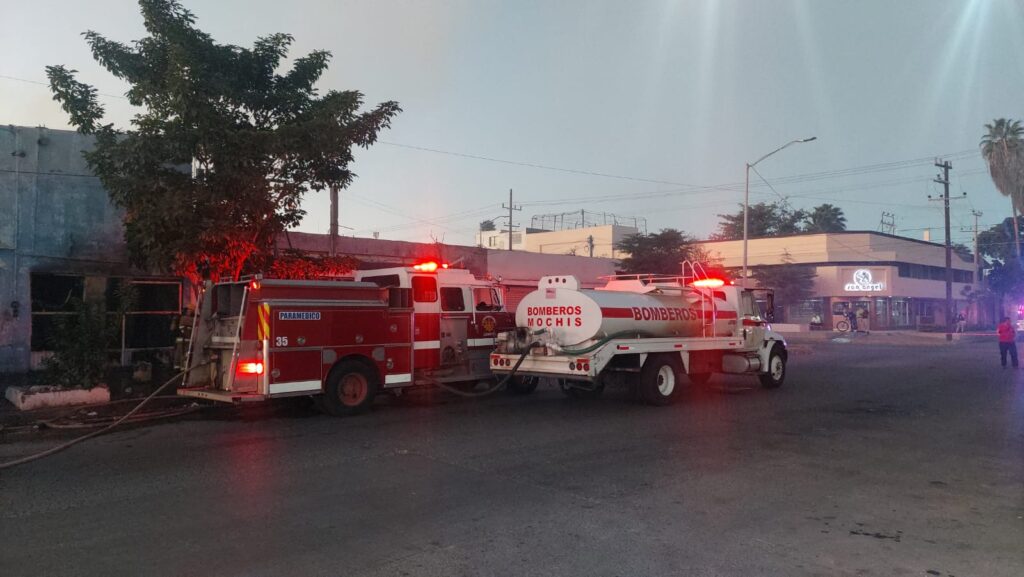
[178,262,514,415]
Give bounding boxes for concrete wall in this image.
[0,126,131,373]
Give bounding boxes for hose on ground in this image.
[0,367,200,470]
[429,342,541,398]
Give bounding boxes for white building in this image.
[476,224,637,258]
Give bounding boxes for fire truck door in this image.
[439,286,469,366]
[740,290,765,349]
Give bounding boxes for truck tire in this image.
[759,345,786,389]
[687,372,712,386]
[559,379,604,400]
[641,354,683,406]
[322,360,378,416]
[507,375,539,395]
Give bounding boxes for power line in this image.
[0,74,129,100]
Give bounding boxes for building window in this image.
[30,274,85,351]
[107,279,182,349]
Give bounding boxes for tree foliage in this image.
[615,229,709,275]
[712,201,848,240]
[713,202,805,240]
[803,203,847,233]
[46,0,401,284]
[750,251,817,323]
[479,219,496,232]
[980,118,1024,258]
[978,217,1024,264]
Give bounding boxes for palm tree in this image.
[803,204,847,233]
[981,118,1024,257]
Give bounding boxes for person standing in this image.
[997,317,1018,369]
[956,311,966,334]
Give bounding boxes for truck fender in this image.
[758,339,787,372]
[324,355,382,392]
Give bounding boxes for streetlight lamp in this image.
[742,136,817,285]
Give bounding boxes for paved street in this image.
[1,335,1022,577]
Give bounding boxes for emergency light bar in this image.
[413,261,450,272]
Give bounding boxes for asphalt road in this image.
[1,335,1022,577]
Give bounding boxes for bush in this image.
[42,299,113,389]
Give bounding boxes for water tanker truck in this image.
[490,273,787,404]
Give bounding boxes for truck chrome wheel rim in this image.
[340,374,368,405]
[770,356,784,380]
[657,365,675,396]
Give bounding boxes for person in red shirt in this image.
[997,317,1018,368]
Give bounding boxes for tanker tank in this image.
[515,280,737,347]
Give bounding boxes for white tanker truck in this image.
[491,273,787,405]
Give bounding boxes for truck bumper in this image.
[490,352,595,381]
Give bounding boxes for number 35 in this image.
[275,336,288,347]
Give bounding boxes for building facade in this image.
[476,223,637,258]
[0,126,182,373]
[698,232,978,330]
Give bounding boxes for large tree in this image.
[750,251,817,323]
[978,217,1024,264]
[615,229,708,275]
[980,118,1024,258]
[47,0,400,283]
[803,203,847,233]
[713,201,806,240]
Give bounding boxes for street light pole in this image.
[742,136,817,286]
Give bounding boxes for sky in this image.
[3,0,1024,252]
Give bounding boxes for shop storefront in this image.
[698,232,981,329]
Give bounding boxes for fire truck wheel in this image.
[687,372,712,386]
[641,354,683,406]
[322,361,378,416]
[758,345,786,389]
[507,375,539,395]
[559,379,604,400]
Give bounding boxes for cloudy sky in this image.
[3,0,1023,250]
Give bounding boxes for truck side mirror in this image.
[765,292,775,322]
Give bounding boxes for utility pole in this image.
[501,188,522,251]
[931,159,954,341]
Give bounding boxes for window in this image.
[30,274,85,351]
[412,276,437,303]
[473,287,501,311]
[441,287,465,311]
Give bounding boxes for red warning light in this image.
[691,278,725,288]
[413,262,450,272]
[249,280,261,290]
[237,361,264,375]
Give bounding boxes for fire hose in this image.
[0,366,203,470]
[428,341,541,398]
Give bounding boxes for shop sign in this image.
[844,269,884,292]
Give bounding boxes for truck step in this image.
[177,387,266,403]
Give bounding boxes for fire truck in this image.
[178,262,526,415]
[490,269,787,404]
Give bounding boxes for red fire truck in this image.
[178,262,524,415]
[490,270,787,404]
